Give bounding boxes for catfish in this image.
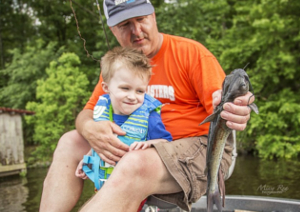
[200,68,259,212]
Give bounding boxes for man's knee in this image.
[116,149,160,179]
[53,130,90,160]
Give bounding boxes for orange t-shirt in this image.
[84,34,225,140]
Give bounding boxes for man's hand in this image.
[212,90,255,131]
[76,110,129,165]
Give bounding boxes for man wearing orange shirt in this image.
[40,1,255,211]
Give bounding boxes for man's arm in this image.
[213,90,254,131]
[75,109,129,165]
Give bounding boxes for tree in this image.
[0,0,36,69]
[0,40,64,109]
[155,0,230,43]
[207,0,300,159]
[25,52,90,161]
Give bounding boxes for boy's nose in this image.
[127,92,136,100]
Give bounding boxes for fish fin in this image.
[207,185,223,212]
[199,113,216,125]
[249,103,259,114]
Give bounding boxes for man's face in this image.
[110,13,162,58]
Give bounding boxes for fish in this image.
[200,68,259,212]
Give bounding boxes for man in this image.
[40,1,255,211]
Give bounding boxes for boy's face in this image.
[102,64,149,115]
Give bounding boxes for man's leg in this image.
[80,148,182,212]
[40,130,91,212]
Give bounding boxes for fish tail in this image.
[207,185,222,212]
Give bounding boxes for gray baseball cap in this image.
[103,0,154,27]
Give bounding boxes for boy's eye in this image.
[121,87,129,90]
[137,90,145,94]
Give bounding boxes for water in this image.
[1,156,300,212]
[226,155,300,199]
[0,168,95,212]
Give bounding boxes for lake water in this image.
[1,155,300,212]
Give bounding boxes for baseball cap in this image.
[103,0,154,27]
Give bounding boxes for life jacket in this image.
[82,94,162,190]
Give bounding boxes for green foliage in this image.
[25,53,90,161]
[156,0,230,42]
[0,0,36,69]
[247,88,300,159]
[0,40,64,145]
[1,0,299,160]
[208,0,300,159]
[0,40,63,109]
[155,0,300,159]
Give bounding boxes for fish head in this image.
[226,69,251,100]
[231,72,249,97]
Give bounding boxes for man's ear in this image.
[102,82,109,93]
[110,26,115,36]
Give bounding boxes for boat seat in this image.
[144,195,187,211]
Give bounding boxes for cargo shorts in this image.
[152,135,233,211]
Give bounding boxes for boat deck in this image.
[142,195,300,212]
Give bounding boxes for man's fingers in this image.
[93,133,129,156]
[109,122,129,152]
[226,122,247,131]
[212,89,222,109]
[221,103,251,131]
[234,91,255,106]
[99,153,117,166]
[223,103,252,117]
[221,107,250,123]
[110,122,126,136]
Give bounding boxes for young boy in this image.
[75,47,172,199]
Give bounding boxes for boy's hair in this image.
[101,47,152,82]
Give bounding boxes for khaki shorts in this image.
[152,135,233,211]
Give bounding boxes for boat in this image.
[142,195,300,212]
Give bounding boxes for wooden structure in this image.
[0,107,34,177]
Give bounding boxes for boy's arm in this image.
[145,139,168,146]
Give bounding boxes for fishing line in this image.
[243,63,250,70]
[69,0,110,62]
[247,94,255,108]
[69,0,100,61]
[95,0,111,50]
[242,63,256,106]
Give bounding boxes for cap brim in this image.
[107,4,154,27]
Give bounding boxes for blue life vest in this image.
[82,94,162,190]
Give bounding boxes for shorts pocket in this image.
[178,137,207,203]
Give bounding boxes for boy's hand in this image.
[129,142,150,151]
[75,159,88,180]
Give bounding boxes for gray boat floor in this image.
[142,195,300,212]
